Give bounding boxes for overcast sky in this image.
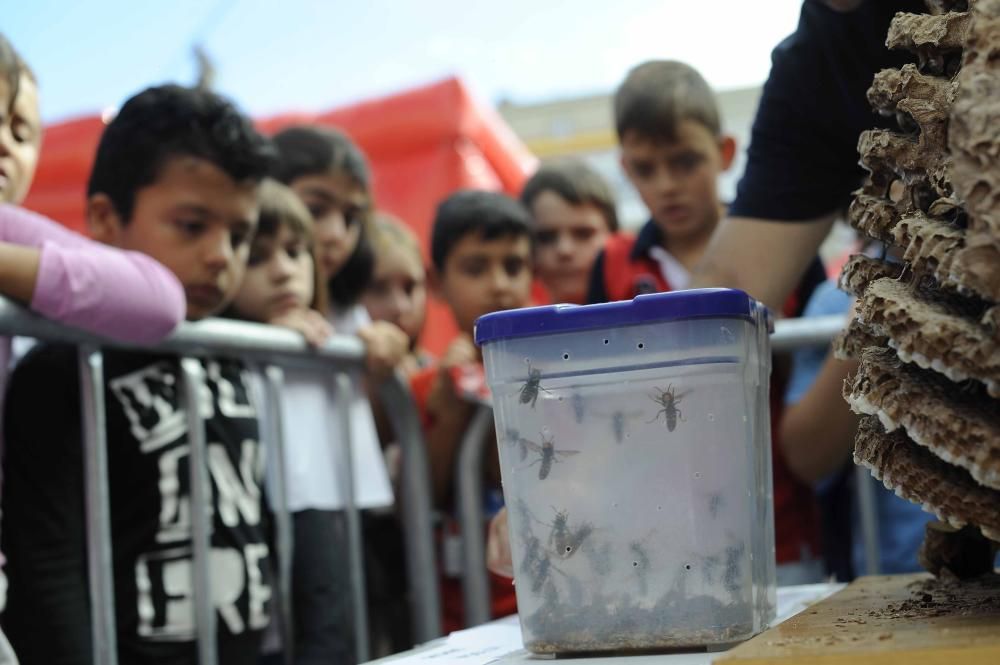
[7,0,805,123]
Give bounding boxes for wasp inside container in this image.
[475,289,776,654]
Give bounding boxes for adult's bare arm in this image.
[689,214,836,312]
[779,352,861,486]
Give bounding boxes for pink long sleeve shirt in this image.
[0,204,186,342]
[0,202,186,420]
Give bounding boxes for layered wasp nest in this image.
[837,0,1000,573]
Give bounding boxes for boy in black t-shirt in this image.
[1,85,276,665]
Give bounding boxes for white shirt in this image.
[648,244,691,290]
[263,304,394,511]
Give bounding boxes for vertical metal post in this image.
[263,366,294,665]
[854,465,882,576]
[377,375,442,642]
[79,345,119,665]
[456,404,495,628]
[180,358,218,665]
[330,372,369,663]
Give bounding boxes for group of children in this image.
[0,24,932,665]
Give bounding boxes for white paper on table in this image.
[389,617,524,665]
[773,582,846,625]
[372,586,846,665]
[447,616,522,650]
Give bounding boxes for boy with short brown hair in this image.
[587,60,737,303]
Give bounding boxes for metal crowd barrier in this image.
[455,405,495,628]
[0,295,443,665]
[454,313,883,627]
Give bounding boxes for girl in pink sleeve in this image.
[0,36,186,665]
[0,204,185,342]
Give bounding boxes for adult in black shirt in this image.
[691,0,924,307]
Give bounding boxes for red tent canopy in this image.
[22,77,538,355]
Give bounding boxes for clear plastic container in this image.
[474,289,776,654]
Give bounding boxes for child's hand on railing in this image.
[486,507,514,578]
[435,334,481,402]
[441,333,477,371]
[269,308,334,347]
[358,320,408,381]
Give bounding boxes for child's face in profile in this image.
[620,120,734,242]
[362,243,427,345]
[230,224,315,323]
[435,232,533,335]
[0,73,42,205]
[289,171,367,283]
[529,191,611,304]
[89,155,259,321]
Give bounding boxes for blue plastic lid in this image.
[474,288,767,346]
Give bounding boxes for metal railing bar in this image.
[262,366,295,665]
[376,375,443,643]
[180,358,218,665]
[455,405,495,628]
[0,297,846,361]
[771,314,845,352]
[0,296,364,366]
[854,465,882,576]
[330,372,370,663]
[79,346,119,665]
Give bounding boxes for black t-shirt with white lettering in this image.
[729,0,925,222]
[1,344,272,665]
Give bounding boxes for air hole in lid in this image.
[632,561,639,567]
[603,339,609,345]
[637,342,645,350]
[685,564,692,571]
[562,353,570,360]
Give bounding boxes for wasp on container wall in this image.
[647,384,691,431]
[520,432,579,480]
